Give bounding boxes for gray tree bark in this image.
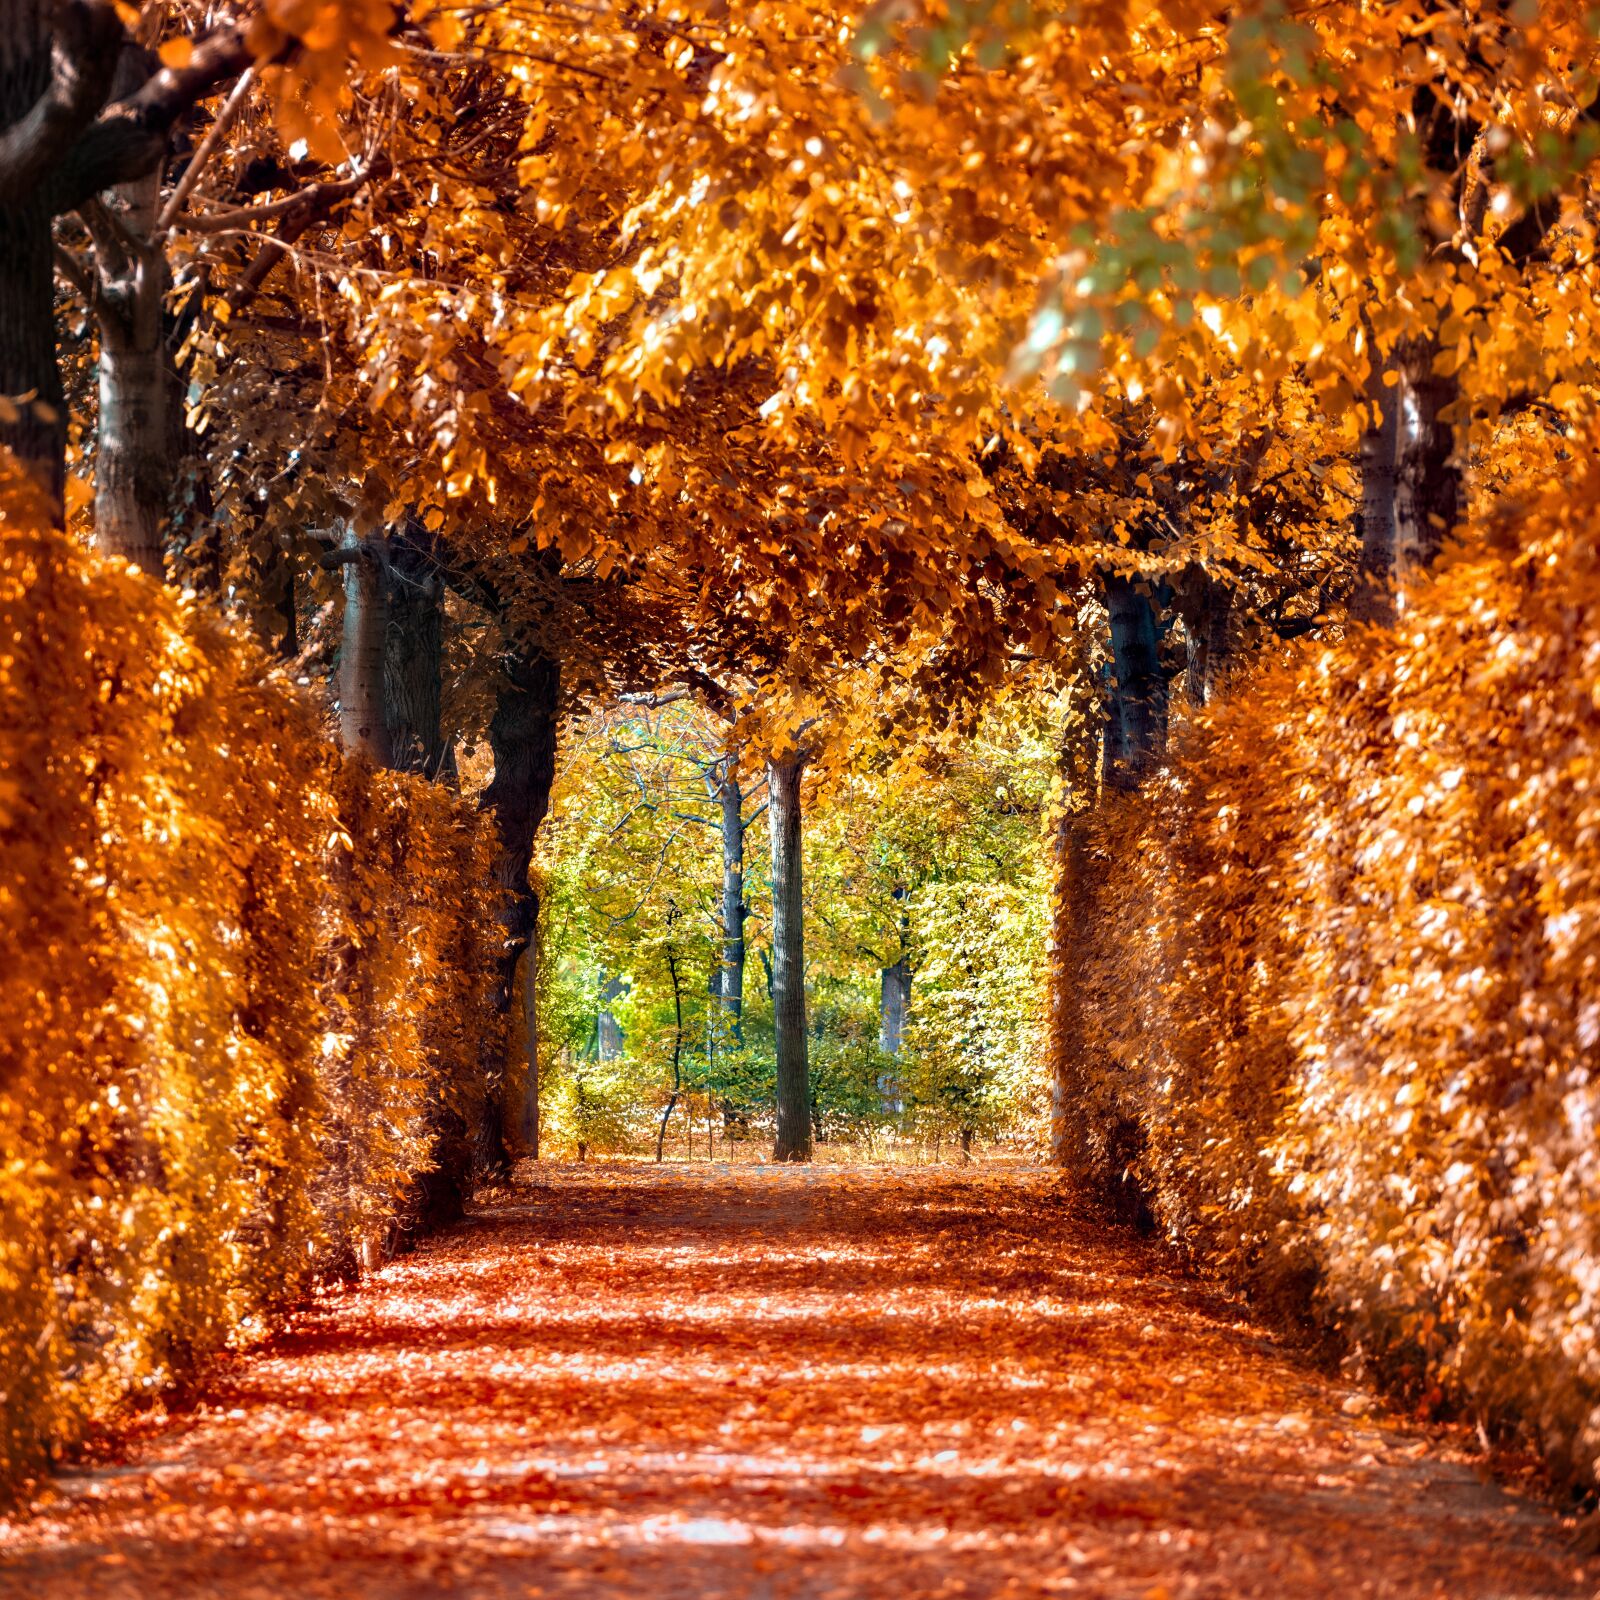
[877,943,911,1118]
[91,166,171,573]
[1176,576,1232,707]
[767,751,811,1162]
[597,973,624,1060]
[0,4,117,502]
[325,525,389,1272]
[1392,334,1461,598]
[0,7,251,504]
[337,529,392,765]
[879,958,911,1056]
[1350,335,1461,624]
[717,759,747,1042]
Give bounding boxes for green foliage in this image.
[900,881,1047,1144]
[535,697,1059,1155]
[808,990,895,1143]
[541,1056,639,1158]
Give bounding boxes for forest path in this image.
[0,1163,1589,1599]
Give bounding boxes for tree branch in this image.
[0,0,124,204]
[183,168,377,234]
[669,811,721,831]
[1494,92,1600,266]
[684,668,735,718]
[156,63,255,236]
[618,688,691,709]
[78,192,142,291]
[51,241,97,306]
[50,19,255,216]
[195,159,390,337]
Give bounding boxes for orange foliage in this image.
[1067,429,1600,1487]
[0,1166,1587,1596]
[0,456,500,1492]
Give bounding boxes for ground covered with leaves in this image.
[0,1165,1589,1598]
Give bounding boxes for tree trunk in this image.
[1048,715,1100,1170]
[1352,335,1460,622]
[324,527,390,1265]
[1392,334,1460,601]
[879,881,912,1061]
[717,761,747,1042]
[879,956,911,1055]
[383,533,449,777]
[0,194,65,505]
[1176,576,1232,707]
[597,973,624,1060]
[0,13,69,503]
[337,530,391,764]
[481,648,560,1167]
[1202,583,1232,703]
[1103,574,1169,789]
[767,751,811,1162]
[1351,342,1400,625]
[93,170,172,574]
[1099,659,1125,789]
[0,15,255,511]
[654,947,683,1163]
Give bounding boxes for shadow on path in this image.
[0,1163,1588,1599]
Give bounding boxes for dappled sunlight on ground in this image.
[0,1164,1588,1598]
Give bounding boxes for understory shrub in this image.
[1070,437,1600,1488]
[0,463,499,1492]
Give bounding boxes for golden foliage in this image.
[1068,428,1600,1486]
[0,455,499,1492]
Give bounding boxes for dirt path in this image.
[0,1164,1590,1599]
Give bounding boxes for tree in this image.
[766,744,811,1162]
[482,645,561,1162]
[5,1,396,513]
[713,753,754,1044]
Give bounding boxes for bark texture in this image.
[1176,576,1232,707]
[598,973,624,1061]
[1392,335,1461,600]
[92,167,172,573]
[1103,575,1170,789]
[0,6,250,503]
[1351,344,1401,625]
[0,5,113,500]
[1350,337,1461,624]
[383,534,450,778]
[482,648,561,1165]
[879,957,911,1057]
[717,761,747,1042]
[767,751,811,1162]
[337,531,391,765]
